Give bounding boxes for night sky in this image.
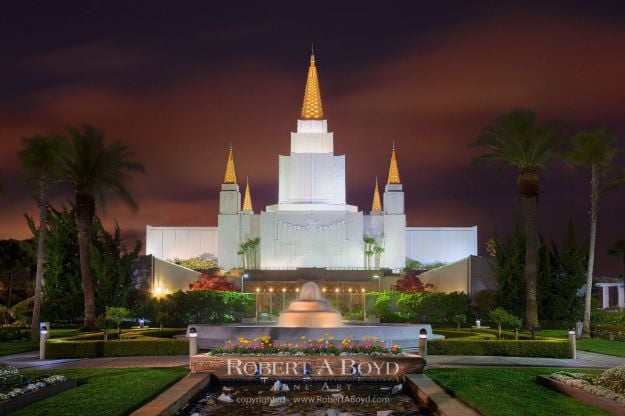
[2,1,625,275]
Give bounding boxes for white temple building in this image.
[146,53,478,272]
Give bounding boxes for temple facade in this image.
[146,53,478,273]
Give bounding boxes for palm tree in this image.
[247,238,260,268]
[567,129,620,338]
[471,109,562,329]
[373,245,385,269]
[18,134,63,341]
[59,125,144,331]
[608,239,625,282]
[363,237,375,269]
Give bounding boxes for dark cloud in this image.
[1,2,625,275]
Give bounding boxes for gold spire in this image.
[371,177,382,212]
[242,177,253,212]
[387,143,401,184]
[300,52,324,120]
[223,144,237,184]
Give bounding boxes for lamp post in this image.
[255,287,260,323]
[188,327,198,356]
[282,287,286,310]
[269,287,274,320]
[419,328,428,358]
[39,323,48,360]
[361,288,366,322]
[348,288,353,310]
[335,287,340,306]
[373,273,381,291]
[241,272,249,293]
[568,327,577,359]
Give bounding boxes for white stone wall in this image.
[406,226,478,264]
[260,210,364,268]
[145,226,218,261]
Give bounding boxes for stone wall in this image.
[190,354,424,379]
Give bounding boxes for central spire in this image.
[387,144,401,184]
[300,51,324,120]
[223,144,237,184]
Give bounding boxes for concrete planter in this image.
[537,375,625,416]
[190,353,424,379]
[0,379,77,415]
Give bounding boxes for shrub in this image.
[142,290,254,326]
[592,324,625,341]
[0,328,30,342]
[46,339,188,359]
[135,328,186,339]
[489,308,522,339]
[398,292,470,324]
[0,364,29,393]
[596,365,625,394]
[428,339,571,358]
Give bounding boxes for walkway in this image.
[3,350,625,371]
[0,351,189,370]
[426,350,625,369]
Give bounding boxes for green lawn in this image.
[577,338,625,357]
[15,367,188,416]
[426,368,608,416]
[0,341,38,356]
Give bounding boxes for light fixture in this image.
[189,327,198,338]
[40,324,48,335]
[256,287,260,293]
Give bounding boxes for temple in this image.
[146,52,478,276]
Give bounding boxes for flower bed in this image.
[193,336,421,379]
[207,335,402,357]
[0,364,76,413]
[538,366,625,414]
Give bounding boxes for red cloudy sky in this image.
[1,1,625,274]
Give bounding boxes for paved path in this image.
[3,349,625,371]
[0,351,189,370]
[426,350,625,369]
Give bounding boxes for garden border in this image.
[536,375,625,416]
[0,379,77,415]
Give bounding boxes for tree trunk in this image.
[582,165,600,338]
[518,170,539,330]
[31,176,48,342]
[76,191,97,331]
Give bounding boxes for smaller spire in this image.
[387,144,401,184]
[223,145,237,184]
[371,177,382,212]
[242,177,253,212]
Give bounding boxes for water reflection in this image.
[179,380,428,416]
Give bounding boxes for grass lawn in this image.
[0,341,38,356]
[15,367,188,416]
[426,368,608,416]
[577,338,625,357]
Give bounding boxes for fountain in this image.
[277,281,343,327]
[186,280,442,351]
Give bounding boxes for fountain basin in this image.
[186,324,442,349]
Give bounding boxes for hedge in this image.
[428,339,571,358]
[46,339,189,359]
[592,324,625,342]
